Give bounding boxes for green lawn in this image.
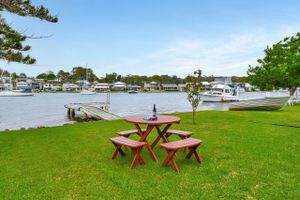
[1,105,300,199]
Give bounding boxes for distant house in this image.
[94,83,110,92]
[245,83,256,92]
[112,82,126,91]
[31,79,44,91]
[0,77,12,91]
[178,84,186,92]
[75,80,90,89]
[162,84,178,91]
[62,83,79,91]
[0,77,10,84]
[144,81,160,91]
[43,83,61,92]
[201,81,211,91]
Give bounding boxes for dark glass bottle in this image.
[153,104,157,117]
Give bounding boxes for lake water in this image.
[0,92,288,131]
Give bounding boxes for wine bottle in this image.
[153,104,157,117]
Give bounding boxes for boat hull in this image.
[229,96,289,111]
[201,94,239,102]
[128,90,138,94]
[0,91,34,97]
[80,91,96,95]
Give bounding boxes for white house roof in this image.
[95,83,109,86]
[95,83,109,89]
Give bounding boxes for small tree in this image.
[185,69,202,124]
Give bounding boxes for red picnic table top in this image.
[125,115,181,125]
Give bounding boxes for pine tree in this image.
[0,0,58,64]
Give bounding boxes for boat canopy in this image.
[212,84,233,90]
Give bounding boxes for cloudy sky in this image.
[1,0,300,77]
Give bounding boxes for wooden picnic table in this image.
[125,115,181,162]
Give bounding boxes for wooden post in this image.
[71,109,75,117]
[82,112,88,120]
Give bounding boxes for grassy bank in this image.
[1,106,299,199]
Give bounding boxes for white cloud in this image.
[106,24,300,77]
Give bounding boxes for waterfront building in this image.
[0,77,12,91]
[144,81,160,91]
[178,84,186,92]
[43,83,61,92]
[161,84,178,91]
[62,83,80,92]
[75,80,91,90]
[94,83,110,92]
[31,79,44,91]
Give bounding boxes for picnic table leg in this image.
[151,124,172,148]
[134,124,145,137]
[185,145,202,163]
[131,147,145,165]
[130,147,144,169]
[135,124,158,162]
[112,143,125,159]
[162,150,179,172]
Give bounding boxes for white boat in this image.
[16,81,29,90]
[229,96,290,111]
[292,88,300,103]
[80,89,96,95]
[0,90,34,97]
[80,65,96,95]
[201,84,239,102]
[0,75,34,97]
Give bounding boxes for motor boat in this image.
[80,89,96,95]
[0,90,34,97]
[200,84,239,102]
[128,90,138,94]
[292,87,300,103]
[0,76,34,97]
[229,96,290,111]
[79,65,96,95]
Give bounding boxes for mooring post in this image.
[71,109,75,117]
[82,112,88,120]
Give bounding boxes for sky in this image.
[1,0,300,78]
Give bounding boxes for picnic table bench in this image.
[161,138,202,172]
[111,136,147,169]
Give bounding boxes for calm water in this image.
[0,92,287,131]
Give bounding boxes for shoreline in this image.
[0,109,224,132]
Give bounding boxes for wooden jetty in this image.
[65,102,121,120]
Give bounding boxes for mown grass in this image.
[0,105,299,199]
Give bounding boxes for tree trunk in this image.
[289,86,297,96]
[192,110,196,124]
